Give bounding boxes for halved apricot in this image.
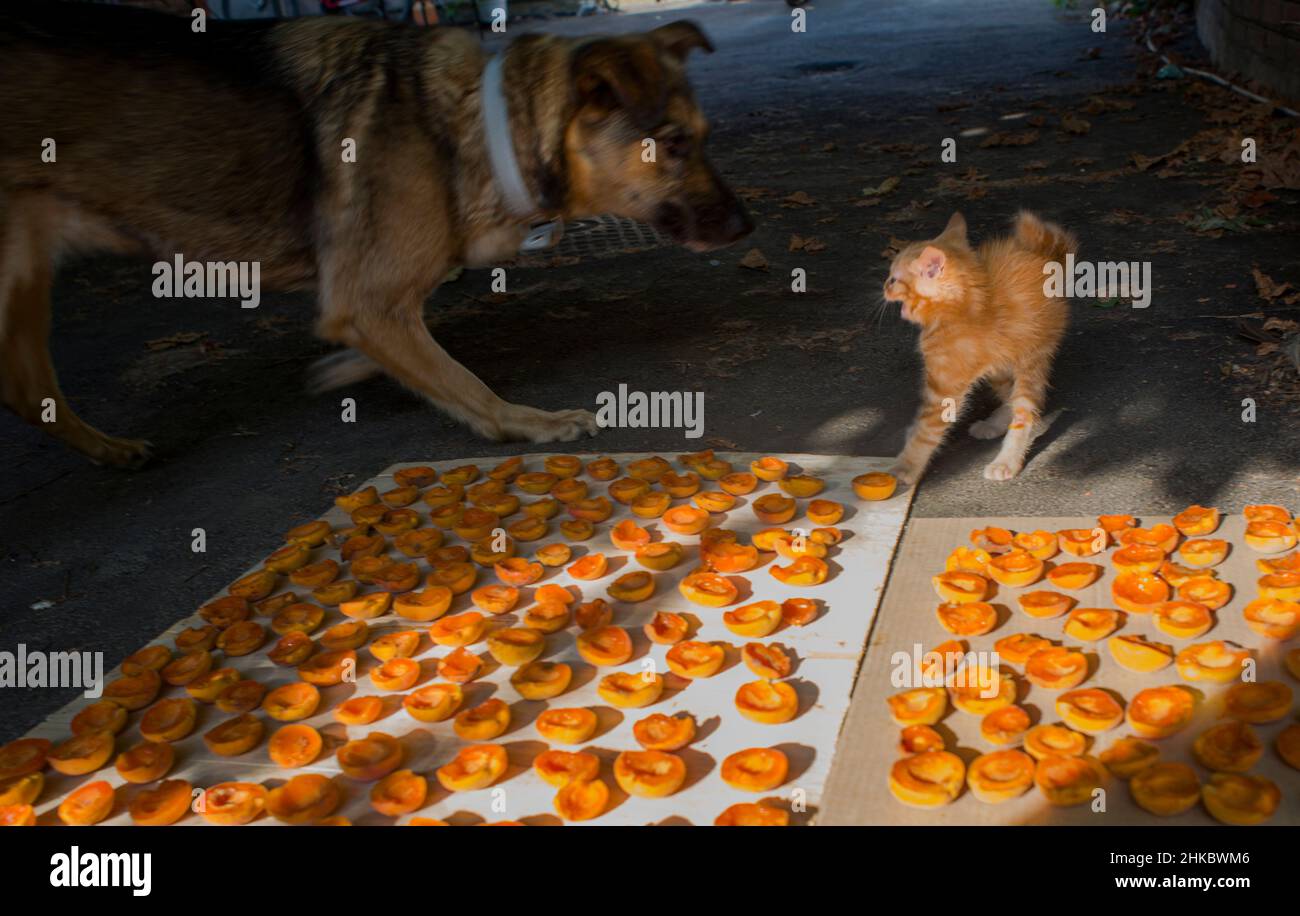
[614,750,686,798]
[1224,680,1292,723]
[1034,754,1106,806]
[438,647,482,684]
[949,666,1015,715]
[889,751,965,807]
[203,713,264,756]
[140,697,198,742]
[887,688,947,727]
[966,749,1036,804]
[429,611,486,648]
[1108,634,1175,673]
[1245,520,1298,553]
[1153,600,1213,639]
[47,731,114,776]
[1099,737,1159,779]
[1024,647,1088,690]
[201,781,268,825]
[980,705,1031,745]
[781,597,819,627]
[597,672,664,708]
[987,550,1044,587]
[1047,562,1102,591]
[269,632,315,667]
[1176,641,1250,683]
[635,541,683,571]
[770,556,828,587]
[264,682,321,721]
[742,642,792,680]
[1178,538,1228,569]
[568,553,608,581]
[522,601,570,634]
[1120,524,1179,553]
[735,680,799,724]
[721,747,788,792]
[752,456,789,482]
[1062,607,1121,642]
[1055,688,1124,734]
[336,695,385,726]
[644,611,689,645]
[554,778,608,822]
[680,572,739,607]
[1017,590,1072,619]
[337,732,403,780]
[454,698,511,741]
[1024,725,1087,761]
[752,494,797,525]
[1193,720,1263,772]
[724,600,783,637]
[1111,572,1170,613]
[1058,528,1104,558]
[436,744,507,792]
[534,749,601,787]
[899,725,945,755]
[1012,529,1059,561]
[607,571,655,602]
[115,741,175,783]
[992,633,1051,666]
[58,780,115,826]
[130,778,192,826]
[320,620,369,652]
[1202,773,1280,825]
[1126,685,1195,738]
[568,497,613,523]
[931,570,989,605]
[1244,504,1292,523]
[1112,544,1166,576]
[266,773,340,825]
[510,661,571,700]
[1243,597,1300,640]
[1173,504,1220,537]
[1177,576,1231,610]
[1259,571,1300,602]
[269,723,322,768]
[71,701,129,737]
[403,683,462,723]
[666,640,726,678]
[106,668,165,708]
[470,585,520,615]
[576,626,633,666]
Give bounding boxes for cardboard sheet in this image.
[821,515,1300,826]
[24,452,912,826]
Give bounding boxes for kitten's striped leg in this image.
[984,373,1046,481]
[890,373,974,486]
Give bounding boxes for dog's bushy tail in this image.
[1014,210,1077,262]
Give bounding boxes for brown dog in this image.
[0,3,752,466]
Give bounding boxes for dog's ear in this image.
[572,38,668,128]
[650,21,714,60]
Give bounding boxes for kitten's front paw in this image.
[983,460,1021,481]
[888,462,919,488]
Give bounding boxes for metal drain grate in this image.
[553,215,673,260]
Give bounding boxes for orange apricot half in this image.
[58,780,115,826]
[735,680,799,724]
[534,750,600,787]
[130,778,192,826]
[889,751,965,807]
[613,750,687,798]
[337,733,403,781]
[721,747,789,792]
[437,744,507,792]
[1111,572,1170,613]
[1126,686,1195,738]
[1055,688,1124,735]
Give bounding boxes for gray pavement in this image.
[2,0,1298,740]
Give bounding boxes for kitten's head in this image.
[882,212,971,325]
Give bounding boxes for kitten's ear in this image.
[940,212,967,241]
[914,245,947,279]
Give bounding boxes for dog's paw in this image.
[983,459,1021,481]
[497,404,599,443]
[86,433,154,469]
[306,349,381,394]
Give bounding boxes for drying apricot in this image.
[201,781,268,826]
[454,699,511,741]
[402,683,462,723]
[511,661,572,700]
[203,714,264,756]
[1108,634,1174,673]
[436,744,508,792]
[534,750,600,787]
[614,750,686,798]
[1047,562,1102,591]
[1024,724,1087,760]
[666,641,726,679]
[1055,688,1124,734]
[743,642,792,680]
[1127,685,1195,738]
[1111,572,1169,613]
[337,732,403,781]
[1193,720,1263,772]
[1176,641,1250,683]
[1202,773,1279,825]
[993,633,1051,666]
[429,612,486,648]
[889,751,964,807]
[967,749,1035,804]
[1063,608,1121,642]
[140,697,198,742]
[1244,520,1297,553]
[335,695,385,726]
[644,611,689,644]
[1024,647,1088,690]
[1035,754,1105,806]
[1153,600,1213,639]
[935,601,997,636]
[129,778,192,826]
[115,741,174,783]
[48,731,114,776]
[59,780,115,826]
[1177,576,1231,610]
[597,672,664,708]
[932,570,989,604]
[735,679,799,724]
[438,647,483,684]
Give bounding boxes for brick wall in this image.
[1197,0,1300,104]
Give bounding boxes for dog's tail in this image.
[1014,210,1077,262]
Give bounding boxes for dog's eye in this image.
[662,131,692,159]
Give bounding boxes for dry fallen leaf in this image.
[739,248,770,270]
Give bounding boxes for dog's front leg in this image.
[314,287,596,444]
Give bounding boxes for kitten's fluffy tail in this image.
[1014,210,1078,262]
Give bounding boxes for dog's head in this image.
[563,22,753,251]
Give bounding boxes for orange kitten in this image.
[882,210,1077,484]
